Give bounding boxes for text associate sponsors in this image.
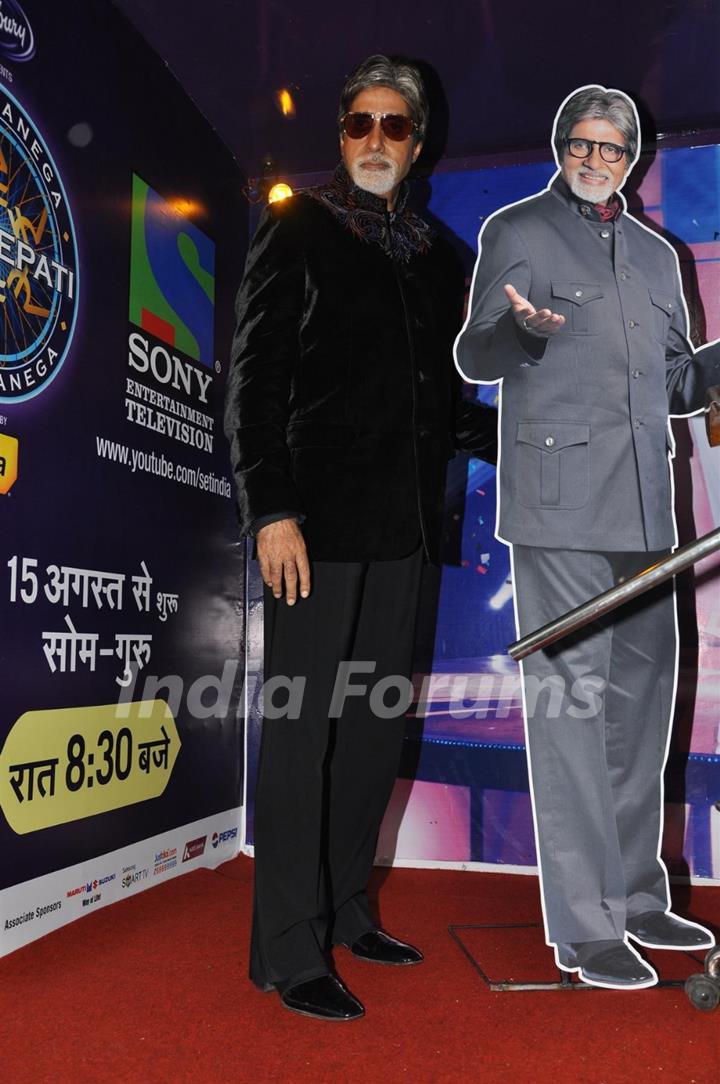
[4,899,61,931]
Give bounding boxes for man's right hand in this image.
[504,283,565,337]
[256,518,311,605]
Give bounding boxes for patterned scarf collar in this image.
[552,174,624,222]
[304,162,433,262]
[595,194,623,221]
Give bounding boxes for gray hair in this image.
[553,85,639,164]
[339,54,428,142]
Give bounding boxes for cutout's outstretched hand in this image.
[504,283,565,337]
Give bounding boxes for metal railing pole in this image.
[508,528,720,661]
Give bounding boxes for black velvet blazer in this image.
[224,165,497,563]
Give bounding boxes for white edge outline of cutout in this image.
[452,83,718,965]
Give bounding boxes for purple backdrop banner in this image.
[0,0,247,954]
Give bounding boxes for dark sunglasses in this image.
[341,111,417,142]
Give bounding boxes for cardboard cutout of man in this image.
[455,85,718,989]
[225,55,497,1020]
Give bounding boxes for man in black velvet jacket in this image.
[225,55,497,1021]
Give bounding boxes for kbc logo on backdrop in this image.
[0,86,79,403]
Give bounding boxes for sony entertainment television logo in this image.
[128,173,215,371]
[0,1,34,63]
[125,174,217,454]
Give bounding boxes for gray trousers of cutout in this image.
[511,545,677,946]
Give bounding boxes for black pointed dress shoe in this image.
[346,929,423,965]
[626,910,715,950]
[279,975,364,1021]
[556,939,658,989]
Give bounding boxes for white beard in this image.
[349,155,400,197]
[570,170,615,205]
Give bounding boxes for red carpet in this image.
[2,858,719,1083]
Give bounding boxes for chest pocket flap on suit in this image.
[551,281,604,334]
[648,288,675,343]
[516,421,590,509]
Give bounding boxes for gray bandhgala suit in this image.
[455,175,720,947]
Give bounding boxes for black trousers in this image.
[250,548,424,989]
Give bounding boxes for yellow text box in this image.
[0,433,18,495]
[0,701,181,834]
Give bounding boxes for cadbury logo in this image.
[0,1,34,62]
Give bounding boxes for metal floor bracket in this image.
[448,921,689,991]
